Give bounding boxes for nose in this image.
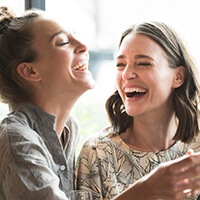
[74,38,88,54]
[122,64,138,80]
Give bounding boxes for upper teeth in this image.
[72,61,88,70]
[125,87,147,93]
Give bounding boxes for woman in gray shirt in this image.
[0,6,95,200]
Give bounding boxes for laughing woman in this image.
[0,6,95,200]
[76,21,200,200]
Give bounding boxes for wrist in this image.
[113,179,150,200]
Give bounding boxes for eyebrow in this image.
[49,30,66,42]
[116,54,153,60]
[116,55,125,59]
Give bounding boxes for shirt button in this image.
[60,165,66,171]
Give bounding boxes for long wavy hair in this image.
[106,21,200,143]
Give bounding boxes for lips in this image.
[72,60,88,71]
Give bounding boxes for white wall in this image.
[0,0,24,15]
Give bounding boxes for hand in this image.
[142,152,200,199]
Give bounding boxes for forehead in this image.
[118,33,166,58]
[32,17,73,39]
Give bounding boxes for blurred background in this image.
[0,0,200,153]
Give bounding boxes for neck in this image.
[121,112,177,152]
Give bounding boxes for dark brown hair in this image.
[0,7,41,109]
[106,21,200,143]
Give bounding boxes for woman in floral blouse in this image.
[76,21,200,200]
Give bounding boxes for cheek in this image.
[150,74,174,101]
[51,51,70,65]
[146,70,173,86]
[115,73,122,89]
[115,73,125,99]
[50,54,72,75]
[115,70,123,82]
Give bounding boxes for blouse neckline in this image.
[110,132,187,156]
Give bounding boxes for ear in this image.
[172,66,185,88]
[16,62,41,82]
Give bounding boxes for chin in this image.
[125,109,141,117]
[82,79,96,91]
[86,77,96,88]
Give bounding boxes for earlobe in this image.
[173,66,185,88]
[16,62,41,82]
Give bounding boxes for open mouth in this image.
[72,61,88,71]
[125,87,147,98]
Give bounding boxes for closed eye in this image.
[57,41,69,46]
[116,63,126,67]
[135,62,152,67]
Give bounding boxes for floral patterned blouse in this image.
[76,127,200,200]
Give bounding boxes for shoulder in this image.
[80,127,120,152]
[0,114,30,143]
[77,127,116,166]
[0,115,50,178]
[85,127,112,142]
[0,114,48,162]
[0,113,41,142]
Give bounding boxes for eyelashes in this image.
[116,62,152,68]
[116,63,125,67]
[135,62,152,67]
[56,41,69,46]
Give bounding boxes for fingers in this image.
[174,158,200,181]
[157,152,200,198]
[169,152,200,175]
[186,148,194,155]
[145,152,200,199]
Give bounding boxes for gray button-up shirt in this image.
[0,102,79,200]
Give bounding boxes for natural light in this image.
[0,0,200,151]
